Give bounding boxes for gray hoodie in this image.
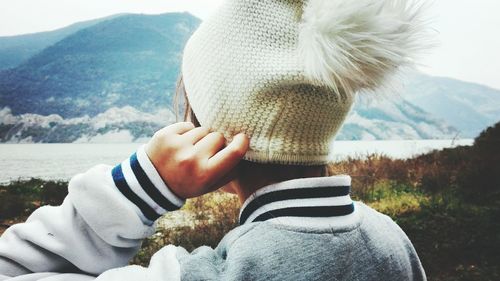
[0,145,426,280]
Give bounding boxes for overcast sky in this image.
[0,0,499,90]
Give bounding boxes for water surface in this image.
[0,139,473,183]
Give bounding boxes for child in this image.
[0,0,430,280]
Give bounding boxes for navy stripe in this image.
[112,164,160,221]
[239,185,350,225]
[246,204,355,224]
[129,153,180,211]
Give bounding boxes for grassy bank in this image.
[1,123,499,280]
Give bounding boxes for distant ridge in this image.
[0,12,200,118]
[403,73,500,137]
[0,14,125,71]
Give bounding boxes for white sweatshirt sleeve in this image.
[0,145,186,281]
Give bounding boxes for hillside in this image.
[0,106,173,143]
[0,14,123,71]
[0,13,200,118]
[340,95,458,140]
[403,73,500,137]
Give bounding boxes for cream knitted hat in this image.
[181,0,429,165]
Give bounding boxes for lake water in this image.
[0,139,473,183]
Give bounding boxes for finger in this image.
[182,126,211,144]
[164,122,195,135]
[193,131,226,157]
[206,133,249,182]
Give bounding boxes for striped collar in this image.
[239,175,355,226]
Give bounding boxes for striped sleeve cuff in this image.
[111,144,185,225]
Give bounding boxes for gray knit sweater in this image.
[0,146,426,280]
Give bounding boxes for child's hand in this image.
[144,122,249,199]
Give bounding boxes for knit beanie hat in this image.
[181,0,429,165]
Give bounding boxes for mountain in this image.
[339,95,458,140]
[0,13,498,142]
[402,73,500,138]
[0,12,200,118]
[0,15,123,71]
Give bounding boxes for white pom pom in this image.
[298,0,432,96]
